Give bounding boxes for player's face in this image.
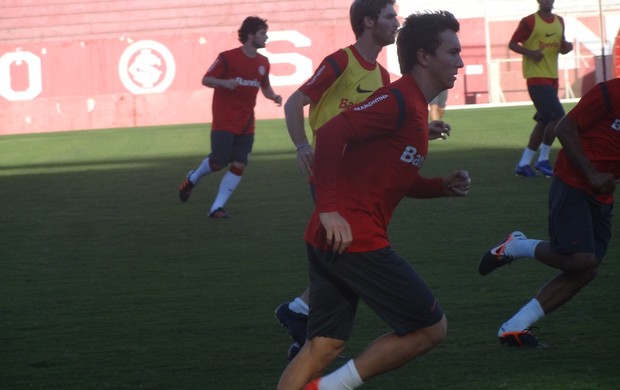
[251,29,268,49]
[538,0,554,12]
[429,30,464,91]
[372,5,400,47]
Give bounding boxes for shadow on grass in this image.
[1,142,618,390]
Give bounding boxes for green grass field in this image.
[1,104,619,389]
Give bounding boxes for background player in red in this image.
[178,16,282,218]
[277,10,470,390]
[479,78,620,347]
[509,0,573,177]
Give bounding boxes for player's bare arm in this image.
[262,86,282,106]
[202,76,239,90]
[285,90,315,175]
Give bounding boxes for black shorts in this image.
[548,177,613,261]
[209,130,254,167]
[528,84,565,123]
[307,244,444,341]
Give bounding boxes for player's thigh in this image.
[307,245,358,341]
[528,85,565,122]
[547,177,609,258]
[339,247,444,335]
[230,134,254,165]
[209,130,236,167]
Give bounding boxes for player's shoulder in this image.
[324,47,350,66]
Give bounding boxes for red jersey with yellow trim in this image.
[554,78,620,204]
[305,74,445,253]
[205,47,271,134]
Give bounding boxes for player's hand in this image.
[588,171,618,194]
[429,120,451,140]
[443,170,471,196]
[273,95,283,106]
[319,211,352,254]
[528,49,544,62]
[296,144,314,176]
[222,79,239,89]
[560,41,573,54]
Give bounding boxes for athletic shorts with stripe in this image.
[306,244,444,341]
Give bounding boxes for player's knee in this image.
[306,337,345,363]
[568,252,599,272]
[428,315,448,346]
[208,158,224,172]
[412,315,447,350]
[229,163,245,176]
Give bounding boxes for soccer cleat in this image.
[478,231,526,275]
[499,329,545,348]
[303,379,320,390]
[179,171,196,202]
[209,207,231,219]
[535,160,554,177]
[515,164,537,177]
[275,302,308,346]
[287,342,301,361]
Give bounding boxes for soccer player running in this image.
[510,0,573,177]
[275,0,451,360]
[274,0,399,360]
[277,10,469,390]
[479,78,620,347]
[178,16,282,218]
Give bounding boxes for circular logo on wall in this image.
[118,40,176,94]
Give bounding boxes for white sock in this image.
[210,170,242,212]
[538,144,551,161]
[518,148,536,167]
[319,360,363,390]
[189,157,213,184]
[289,297,309,316]
[498,298,545,336]
[504,236,541,260]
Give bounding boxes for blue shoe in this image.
[275,302,308,345]
[515,164,537,177]
[287,342,301,361]
[535,160,553,177]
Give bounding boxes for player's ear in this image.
[363,16,375,29]
[416,49,431,67]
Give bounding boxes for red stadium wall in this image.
[0,0,616,135]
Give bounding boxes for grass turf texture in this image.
[1,104,619,389]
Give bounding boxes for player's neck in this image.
[537,9,553,19]
[353,40,381,64]
[241,44,257,58]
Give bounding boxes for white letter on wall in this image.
[0,51,42,101]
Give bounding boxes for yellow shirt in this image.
[308,47,385,140]
[521,13,564,79]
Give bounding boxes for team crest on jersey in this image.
[258,65,266,76]
[611,119,620,131]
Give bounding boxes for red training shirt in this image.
[554,78,620,204]
[204,47,271,134]
[305,74,445,253]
